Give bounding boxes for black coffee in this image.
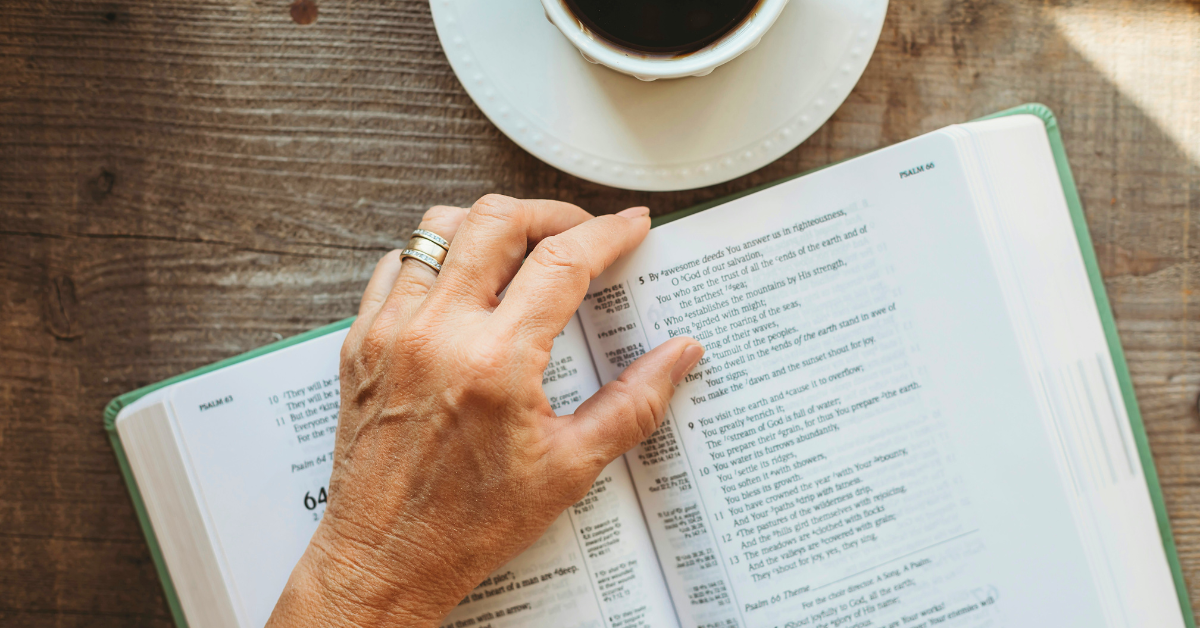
[562,0,760,55]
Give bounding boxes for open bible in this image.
[107,106,1192,628]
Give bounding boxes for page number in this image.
[304,487,328,510]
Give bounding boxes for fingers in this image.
[432,195,595,309]
[346,206,469,358]
[357,250,406,320]
[553,338,704,467]
[344,249,405,359]
[493,206,651,349]
[385,205,471,309]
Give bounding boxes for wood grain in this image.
[1,0,1197,624]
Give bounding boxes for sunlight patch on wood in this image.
[1048,2,1199,164]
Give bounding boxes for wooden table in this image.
[2,0,1197,624]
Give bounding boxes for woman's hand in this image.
[268,196,704,627]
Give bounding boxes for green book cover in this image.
[104,104,1195,628]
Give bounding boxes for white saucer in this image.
[431,0,887,191]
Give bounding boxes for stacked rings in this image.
[401,228,450,272]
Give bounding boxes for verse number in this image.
[304,487,328,511]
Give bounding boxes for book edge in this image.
[103,317,355,628]
[983,103,1195,626]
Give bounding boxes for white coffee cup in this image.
[541,0,791,81]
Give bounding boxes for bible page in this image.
[578,133,1115,628]
[166,313,677,628]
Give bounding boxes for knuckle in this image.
[471,194,522,222]
[390,271,434,299]
[395,315,438,353]
[644,393,668,434]
[463,335,508,376]
[575,448,612,477]
[531,236,586,275]
[420,205,465,232]
[421,204,455,222]
[607,379,660,442]
[359,324,393,362]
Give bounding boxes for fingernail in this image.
[671,343,705,385]
[617,206,650,219]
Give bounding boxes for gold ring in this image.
[412,228,449,250]
[401,230,449,272]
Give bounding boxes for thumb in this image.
[555,337,705,468]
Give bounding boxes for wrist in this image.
[269,519,465,628]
